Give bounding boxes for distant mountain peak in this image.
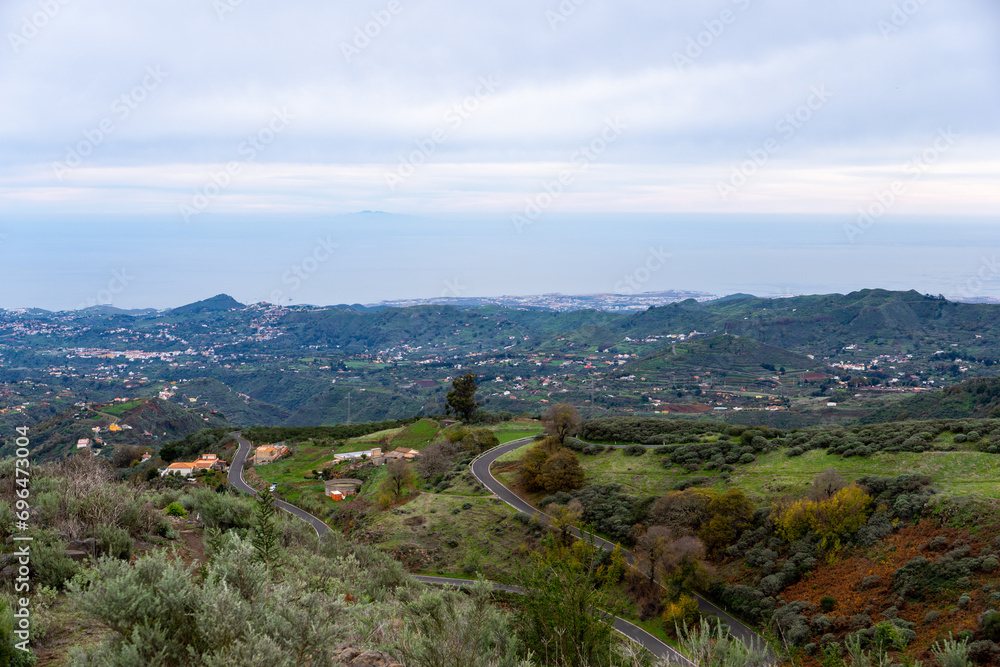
[172,294,244,314]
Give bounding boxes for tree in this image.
[547,500,583,546]
[382,460,416,501]
[544,403,582,445]
[809,467,847,501]
[699,489,754,555]
[251,490,280,569]
[538,449,585,493]
[446,373,481,421]
[112,445,143,468]
[517,444,551,492]
[515,534,623,667]
[635,525,672,585]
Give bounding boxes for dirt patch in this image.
[780,520,1000,665]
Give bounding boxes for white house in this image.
[160,462,195,477]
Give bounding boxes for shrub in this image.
[931,633,972,667]
[820,596,837,612]
[622,445,646,457]
[662,594,699,632]
[981,610,1000,641]
[0,598,36,667]
[165,502,188,517]
[90,525,132,560]
[31,532,80,589]
[737,453,756,465]
[953,434,968,443]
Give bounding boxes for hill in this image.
[861,377,1000,423]
[166,378,290,426]
[631,333,817,375]
[3,398,231,462]
[169,293,244,315]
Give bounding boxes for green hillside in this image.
[861,377,1000,423]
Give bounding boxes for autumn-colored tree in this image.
[648,488,715,536]
[662,595,699,634]
[547,499,583,546]
[516,444,551,491]
[775,483,873,549]
[636,525,673,585]
[543,403,582,445]
[698,489,754,555]
[538,448,586,493]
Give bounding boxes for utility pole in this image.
[347,392,351,425]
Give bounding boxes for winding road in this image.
[471,437,769,654]
[227,433,688,664]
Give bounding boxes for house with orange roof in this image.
[160,462,195,477]
[254,444,289,466]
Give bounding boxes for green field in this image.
[492,421,544,444]
[576,446,1000,501]
[101,400,145,416]
[367,492,530,581]
[734,448,1000,500]
[251,444,332,504]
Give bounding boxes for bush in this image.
[820,596,837,612]
[0,598,36,667]
[981,610,1000,641]
[90,525,132,560]
[31,532,80,590]
[165,502,188,517]
[622,445,646,457]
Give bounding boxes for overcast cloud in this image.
[1,0,997,217]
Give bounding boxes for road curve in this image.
[471,437,769,654]
[228,432,331,537]
[408,576,686,664]
[227,432,683,663]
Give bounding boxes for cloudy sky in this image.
[1,0,998,308]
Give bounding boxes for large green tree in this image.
[543,403,582,445]
[446,373,481,421]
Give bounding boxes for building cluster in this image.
[160,453,227,477]
[332,447,420,468]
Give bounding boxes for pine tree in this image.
[251,490,280,569]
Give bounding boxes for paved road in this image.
[228,433,331,537]
[408,576,687,664]
[227,432,684,663]
[471,437,769,654]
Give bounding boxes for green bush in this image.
[90,525,133,560]
[164,502,188,517]
[0,598,36,667]
[31,532,80,590]
[820,596,837,612]
[622,445,646,457]
[981,610,1000,642]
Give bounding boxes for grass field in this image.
[491,420,544,444]
[101,399,145,416]
[251,444,332,504]
[364,492,533,581]
[576,446,1000,501]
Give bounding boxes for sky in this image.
[0,0,998,309]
